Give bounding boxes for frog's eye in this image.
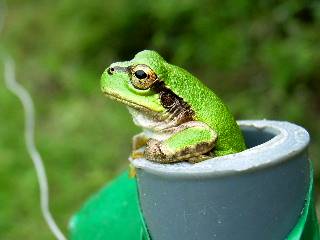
[130,64,157,90]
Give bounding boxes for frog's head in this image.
[101,50,168,114]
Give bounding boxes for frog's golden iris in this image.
[129,64,158,90]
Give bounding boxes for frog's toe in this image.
[187,155,211,164]
[131,150,144,159]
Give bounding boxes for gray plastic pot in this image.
[130,120,311,240]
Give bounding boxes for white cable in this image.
[4,57,66,240]
[4,57,67,240]
[1,1,67,240]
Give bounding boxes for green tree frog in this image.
[101,50,246,163]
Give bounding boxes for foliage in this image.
[1,0,319,238]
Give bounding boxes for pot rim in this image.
[129,120,310,177]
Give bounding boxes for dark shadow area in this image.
[241,126,278,149]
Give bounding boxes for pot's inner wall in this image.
[241,126,279,148]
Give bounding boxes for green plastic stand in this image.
[69,171,149,240]
[286,166,319,240]
[69,168,319,240]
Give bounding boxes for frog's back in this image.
[165,63,246,155]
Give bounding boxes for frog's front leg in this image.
[132,132,148,150]
[131,132,149,159]
[144,121,217,163]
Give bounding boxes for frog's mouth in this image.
[103,92,157,113]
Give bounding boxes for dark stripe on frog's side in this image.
[152,81,194,124]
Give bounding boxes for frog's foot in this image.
[144,121,217,163]
[144,139,168,162]
[187,155,211,164]
[131,149,144,159]
[132,132,148,151]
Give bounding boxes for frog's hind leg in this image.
[144,121,217,163]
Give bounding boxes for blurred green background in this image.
[0,0,319,239]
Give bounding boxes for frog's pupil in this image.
[135,70,147,79]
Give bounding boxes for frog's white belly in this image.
[128,107,173,141]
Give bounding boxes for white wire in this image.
[4,57,67,240]
[1,2,67,240]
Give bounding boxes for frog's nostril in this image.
[107,67,114,75]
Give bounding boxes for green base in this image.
[69,170,319,240]
[69,172,149,240]
[286,166,319,240]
